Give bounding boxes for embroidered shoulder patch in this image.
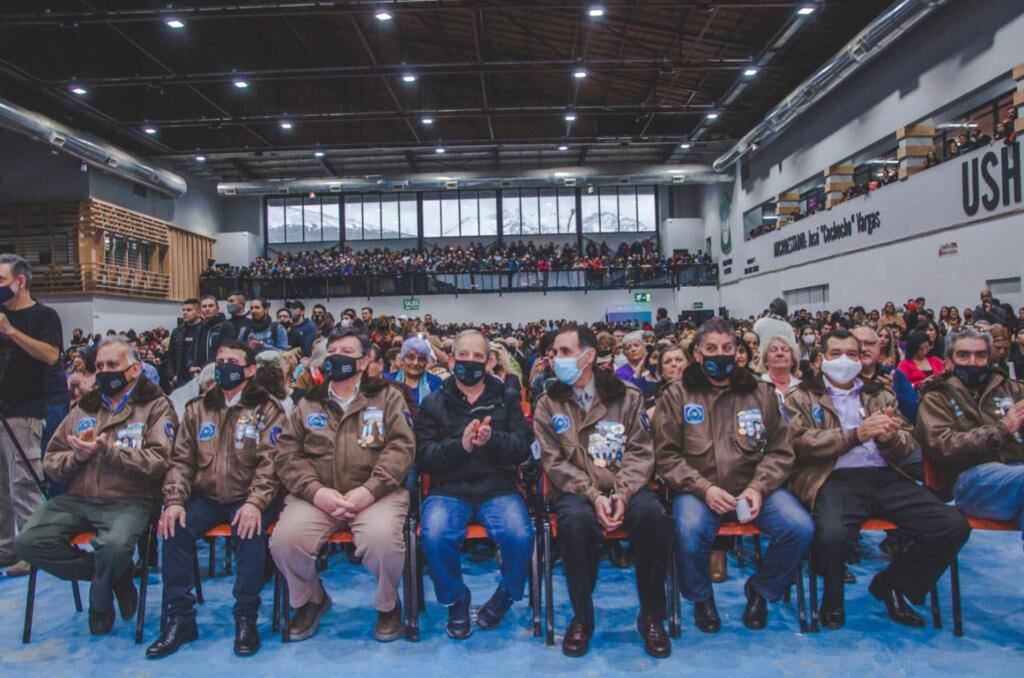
[638,411,652,431]
[683,404,705,424]
[306,413,328,430]
[76,417,97,435]
[269,425,283,445]
[164,421,176,440]
[198,422,216,442]
[811,405,825,424]
[552,413,571,434]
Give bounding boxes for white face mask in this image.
[821,355,863,385]
[802,335,816,346]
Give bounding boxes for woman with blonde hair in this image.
[488,341,522,392]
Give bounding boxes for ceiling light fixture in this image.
[70,86,88,95]
[588,6,605,18]
[421,117,434,125]
[797,5,816,15]
[558,145,569,151]
[375,11,393,21]
[280,121,293,130]
[743,68,759,76]
[402,73,417,83]
[195,155,206,162]
[705,111,719,120]
[233,79,250,89]
[573,69,587,79]
[435,147,446,154]
[143,126,157,135]
[679,143,691,149]
[166,19,185,29]
[564,113,577,122]
[314,151,325,158]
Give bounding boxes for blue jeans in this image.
[421,493,534,605]
[162,494,280,621]
[955,462,1024,546]
[673,488,814,602]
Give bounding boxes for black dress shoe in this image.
[113,569,138,620]
[820,605,845,630]
[637,614,671,659]
[446,588,472,639]
[742,579,768,630]
[562,617,592,658]
[869,574,925,628]
[146,617,199,658]
[88,605,115,636]
[234,616,260,656]
[694,596,721,633]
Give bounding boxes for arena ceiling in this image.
[0,0,893,182]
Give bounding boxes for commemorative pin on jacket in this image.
[45,377,177,501]
[163,382,286,511]
[653,364,793,500]
[533,368,653,506]
[784,375,916,508]
[916,369,1024,489]
[275,376,415,503]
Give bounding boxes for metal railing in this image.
[198,264,718,301]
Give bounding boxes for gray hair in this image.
[97,335,139,365]
[454,329,488,353]
[198,362,217,389]
[0,253,32,286]
[694,317,735,350]
[946,326,993,360]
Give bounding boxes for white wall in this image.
[661,218,705,256]
[41,295,184,336]
[288,286,720,325]
[214,232,261,268]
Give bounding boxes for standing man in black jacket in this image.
[415,329,534,639]
[168,299,202,388]
[194,295,238,369]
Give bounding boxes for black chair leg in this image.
[543,518,555,646]
[668,545,681,639]
[22,565,38,644]
[951,556,963,637]
[136,523,155,644]
[530,538,541,638]
[404,516,420,642]
[193,544,204,605]
[795,559,808,634]
[207,537,216,577]
[272,569,281,634]
[807,551,820,633]
[282,578,291,642]
[929,583,942,630]
[72,580,83,612]
[754,535,763,566]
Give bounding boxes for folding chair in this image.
[806,518,943,633]
[23,520,157,645]
[921,456,1019,637]
[408,471,543,641]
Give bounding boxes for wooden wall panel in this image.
[167,226,214,301]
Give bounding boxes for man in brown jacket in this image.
[147,340,285,659]
[917,327,1024,547]
[655,317,812,634]
[270,328,415,643]
[534,324,672,660]
[15,336,175,636]
[787,328,969,630]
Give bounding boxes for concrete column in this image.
[775,192,800,229]
[823,164,853,209]
[896,124,935,180]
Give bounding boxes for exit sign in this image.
[633,292,651,304]
[402,298,421,311]
[693,302,704,310]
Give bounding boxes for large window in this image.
[580,186,655,233]
[267,196,340,244]
[504,188,578,235]
[424,190,498,238]
[345,193,417,241]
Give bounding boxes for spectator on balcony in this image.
[194,295,238,369]
[238,298,289,352]
[945,138,960,160]
[924,150,940,169]
[385,336,442,406]
[226,291,249,334]
[969,128,991,148]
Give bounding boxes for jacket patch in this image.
[683,404,705,424]
[638,411,651,431]
[530,440,541,459]
[811,405,825,424]
[164,422,176,440]
[76,417,97,435]
[198,422,217,442]
[552,413,571,434]
[269,425,283,445]
[306,413,328,430]
[404,411,414,428]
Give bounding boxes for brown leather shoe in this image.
[374,601,403,642]
[710,550,728,583]
[287,585,332,642]
[637,614,671,658]
[561,617,592,658]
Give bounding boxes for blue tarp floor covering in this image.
[1,530,1021,677]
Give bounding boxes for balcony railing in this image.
[199,264,718,301]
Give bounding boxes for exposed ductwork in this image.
[0,95,188,198]
[713,0,949,172]
[217,164,732,197]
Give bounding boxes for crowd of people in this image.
[201,239,713,282]
[2,249,1024,662]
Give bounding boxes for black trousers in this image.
[812,468,970,609]
[553,488,672,628]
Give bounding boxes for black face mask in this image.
[96,369,131,397]
[954,364,991,389]
[215,362,247,390]
[453,359,486,387]
[322,354,360,382]
[700,354,736,381]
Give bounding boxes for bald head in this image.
[453,330,489,362]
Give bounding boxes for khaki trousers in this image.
[0,417,44,562]
[270,489,409,611]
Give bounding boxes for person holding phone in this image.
[654,317,812,634]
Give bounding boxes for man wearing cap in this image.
[385,336,443,405]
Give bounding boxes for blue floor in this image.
[1,531,1022,677]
